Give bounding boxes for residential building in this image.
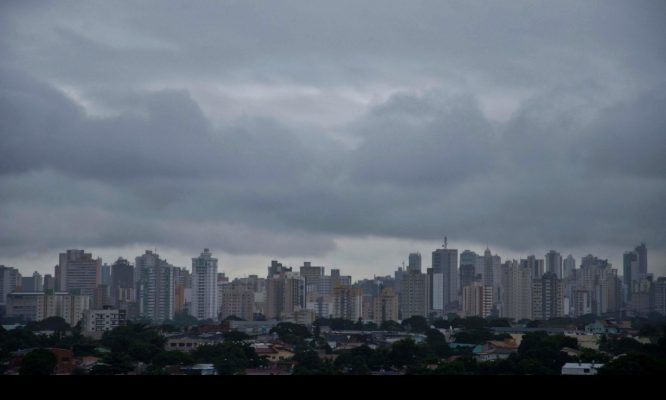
[191,248,218,321]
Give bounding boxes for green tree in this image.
[380,320,403,331]
[270,322,311,345]
[598,354,666,375]
[401,316,430,333]
[19,349,57,375]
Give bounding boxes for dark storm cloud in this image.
[1,1,665,270]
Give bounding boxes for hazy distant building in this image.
[545,250,563,279]
[408,253,422,272]
[101,264,112,286]
[42,274,54,291]
[7,291,91,326]
[459,250,477,290]
[0,265,21,306]
[57,249,101,297]
[563,255,576,279]
[300,262,325,297]
[654,277,666,316]
[20,271,43,292]
[191,248,218,321]
[111,258,135,305]
[521,255,544,280]
[267,260,292,279]
[432,248,458,308]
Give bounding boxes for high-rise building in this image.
[0,265,21,306]
[267,260,292,279]
[57,249,102,297]
[531,272,563,320]
[545,250,563,279]
[111,258,135,305]
[432,248,458,308]
[101,264,112,286]
[6,291,91,326]
[373,288,399,325]
[300,262,325,297]
[521,255,544,280]
[654,277,666,316]
[459,250,477,290]
[20,271,43,292]
[332,286,363,321]
[400,269,427,319]
[500,260,532,321]
[265,270,305,320]
[635,242,647,276]
[408,253,422,272]
[623,251,638,301]
[191,248,218,321]
[173,267,191,314]
[136,250,174,323]
[563,255,576,279]
[43,274,55,291]
[219,282,254,321]
[461,283,493,318]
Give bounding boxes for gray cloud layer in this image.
[1,1,665,272]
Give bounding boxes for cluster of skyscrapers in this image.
[1,242,665,332]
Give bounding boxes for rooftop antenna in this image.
[443,236,448,249]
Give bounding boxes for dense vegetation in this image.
[2,314,666,375]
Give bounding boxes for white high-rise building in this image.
[191,248,219,321]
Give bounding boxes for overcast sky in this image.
[1,1,665,279]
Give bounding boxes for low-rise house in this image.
[585,320,620,335]
[474,338,519,362]
[561,362,604,375]
[165,337,223,353]
[252,343,294,362]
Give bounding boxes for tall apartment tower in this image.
[57,249,102,297]
[0,265,21,306]
[265,271,305,320]
[563,255,576,279]
[500,260,532,321]
[136,250,174,323]
[300,262,325,297]
[531,272,563,320]
[459,250,478,290]
[545,250,563,279]
[408,253,422,272]
[191,248,218,320]
[461,283,493,318]
[400,269,427,319]
[373,288,399,325]
[431,247,458,308]
[111,258,135,305]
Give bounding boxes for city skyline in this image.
[1,240,654,284]
[1,1,666,280]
